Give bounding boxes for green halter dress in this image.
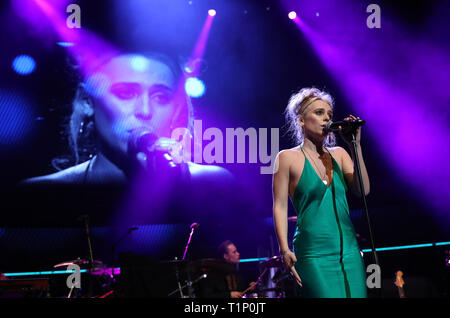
[292,147,367,298]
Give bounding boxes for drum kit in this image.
[49,254,295,298]
[163,255,291,298]
[241,255,294,298]
[52,258,116,298]
[47,215,120,298]
[45,216,299,298]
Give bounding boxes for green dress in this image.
[292,147,367,298]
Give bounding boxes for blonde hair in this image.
[285,87,336,147]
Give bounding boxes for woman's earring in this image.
[79,120,85,134]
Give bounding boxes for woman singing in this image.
[23,51,231,186]
[20,51,234,227]
[272,87,370,298]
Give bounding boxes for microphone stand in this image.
[111,228,137,283]
[182,225,197,262]
[80,215,95,271]
[79,214,95,298]
[168,273,208,297]
[175,224,198,298]
[350,132,381,297]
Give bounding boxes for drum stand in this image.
[78,215,95,271]
[240,268,268,298]
[168,223,201,298]
[111,227,138,282]
[167,271,207,298]
[74,214,108,298]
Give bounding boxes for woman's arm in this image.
[272,151,302,286]
[339,115,370,197]
[272,151,290,254]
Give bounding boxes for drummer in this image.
[196,240,256,298]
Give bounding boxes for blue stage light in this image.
[56,41,75,47]
[185,77,206,98]
[3,241,450,277]
[12,55,36,75]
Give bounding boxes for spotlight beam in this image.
[287,1,450,228]
[32,0,118,77]
[186,11,215,77]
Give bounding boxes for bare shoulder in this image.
[327,146,348,158]
[327,145,343,153]
[326,146,354,172]
[277,147,302,163]
[274,147,303,175]
[20,161,90,186]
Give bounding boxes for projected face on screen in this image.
[88,54,179,158]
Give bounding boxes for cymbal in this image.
[89,267,120,277]
[160,259,189,264]
[190,258,236,274]
[160,259,190,270]
[260,256,283,269]
[255,287,282,292]
[54,258,104,268]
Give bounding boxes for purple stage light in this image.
[167,5,216,118]
[283,0,450,229]
[208,9,216,17]
[30,0,119,78]
[288,11,297,20]
[13,0,70,34]
[185,12,215,78]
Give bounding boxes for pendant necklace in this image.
[304,147,329,185]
